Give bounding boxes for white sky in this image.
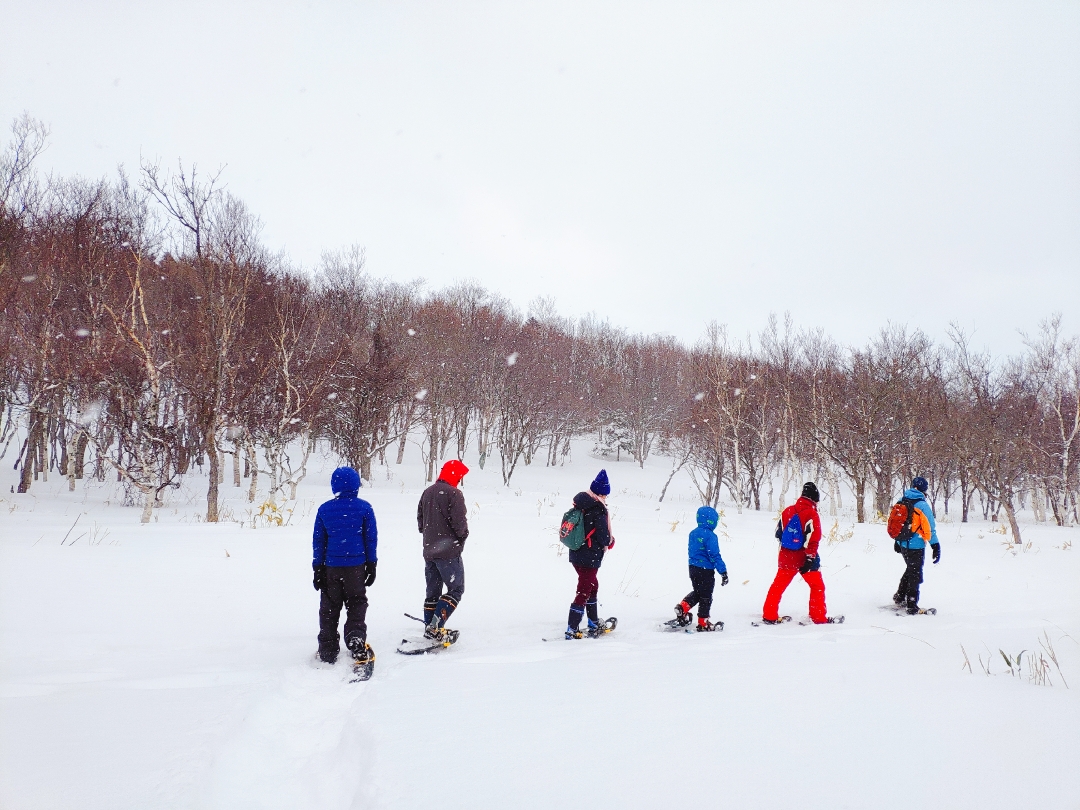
[3,1,1078,355]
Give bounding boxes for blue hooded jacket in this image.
[900,487,939,550]
[312,467,378,568]
[688,506,727,573]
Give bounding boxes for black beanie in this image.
[801,482,820,503]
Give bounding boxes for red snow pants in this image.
[762,568,827,623]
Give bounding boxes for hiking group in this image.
[311,460,943,677]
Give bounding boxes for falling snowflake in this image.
[415,389,428,401]
[694,392,706,401]
[507,353,519,366]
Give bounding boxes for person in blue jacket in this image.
[674,506,728,631]
[892,476,941,614]
[312,467,378,665]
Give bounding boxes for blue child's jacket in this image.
[688,506,727,573]
[312,492,378,568]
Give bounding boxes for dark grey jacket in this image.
[417,479,469,560]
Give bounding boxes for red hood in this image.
[438,459,469,487]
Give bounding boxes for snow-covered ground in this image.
[2,444,1078,810]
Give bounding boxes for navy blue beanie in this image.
[331,466,361,495]
[911,476,928,493]
[591,469,610,496]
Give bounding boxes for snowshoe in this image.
[696,619,723,632]
[799,615,845,625]
[565,627,584,640]
[587,617,617,638]
[905,607,936,616]
[660,617,689,632]
[397,628,459,655]
[674,602,693,627]
[752,616,792,627]
[347,638,375,682]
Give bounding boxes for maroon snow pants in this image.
[572,564,599,607]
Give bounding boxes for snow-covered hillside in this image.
[1,444,1077,809]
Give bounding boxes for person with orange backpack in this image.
[888,476,941,615]
[760,482,842,625]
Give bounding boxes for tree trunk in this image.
[853,475,867,523]
[1002,496,1022,544]
[873,471,892,518]
[141,488,155,523]
[206,432,220,522]
[74,431,88,479]
[17,411,43,493]
[246,441,259,503]
[67,443,76,491]
[426,410,439,483]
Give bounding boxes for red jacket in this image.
[775,496,821,570]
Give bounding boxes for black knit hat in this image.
[801,482,820,503]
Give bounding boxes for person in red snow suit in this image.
[761,482,838,625]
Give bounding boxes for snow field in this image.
[1,446,1078,809]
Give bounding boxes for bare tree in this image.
[1023,315,1080,525]
[143,162,262,521]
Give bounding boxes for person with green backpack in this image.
[559,470,616,639]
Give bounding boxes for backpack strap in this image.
[898,497,918,546]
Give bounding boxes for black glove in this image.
[313,563,326,591]
[364,561,377,587]
[932,543,941,564]
[799,554,820,574]
[893,539,902,554]
[720,572,729,586]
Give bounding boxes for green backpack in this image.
[559,508,586,550]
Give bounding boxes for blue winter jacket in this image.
[899,488,939,550]
[688,506,727,573]
[312,493,378,568]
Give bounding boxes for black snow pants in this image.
[683,565,716,619]
[318,564,368,662]
[896,547,925,609]
[424,556,465,628]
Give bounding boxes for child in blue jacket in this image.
[312,467,378,666]
[674,506,728,631]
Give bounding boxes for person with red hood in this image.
[417,459,470,640]
[761,482,842,625]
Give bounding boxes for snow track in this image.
[200,664,375,810]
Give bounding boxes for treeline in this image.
[1,116,1078,539]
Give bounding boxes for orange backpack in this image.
[886,497,919,541]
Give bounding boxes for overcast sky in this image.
[3,1,1078,355]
